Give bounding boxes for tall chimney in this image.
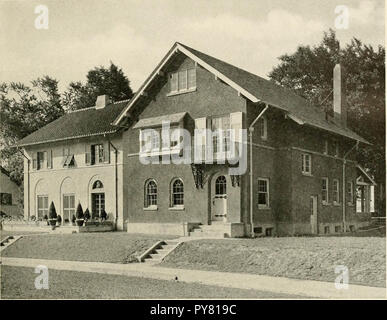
[95,95,111,109]
[333,64,347,127]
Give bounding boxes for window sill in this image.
[143,207,158,211]
[322,202,330,206]
[139,148,181,158]
[169,206,185,211]
[301,172,312,177]
[258,206,270,210]
[333,202,341,206]
[167,88,197,97]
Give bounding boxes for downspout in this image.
[342,141,359,232]
[17,148,30,219]
[249,104,269,237]
[109,140,119,231]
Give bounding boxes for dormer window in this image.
[169,68,196,94]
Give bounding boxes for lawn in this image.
[161,237,386,288]
[1,232,175,264]
[1,230,47,241]
[0,266,303,299]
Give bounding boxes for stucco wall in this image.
[0,171,23,217]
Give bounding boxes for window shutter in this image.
[104,142,110,163]
[47,150,53,169]
[230,112,243,157]
[32,153,37,169]
[85,145,91,165]
[194,117,207,162]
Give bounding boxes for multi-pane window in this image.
[259,117,267,140]
[63,194,75,222]
[258,178,269,208]
[171,179,184,207]
[92,193,105,216]
[37,151,46,170]
[170,69,196,93]
[0,193,12,205]
[302,153,312,175]
[347,181,354,205]
[334,141,339,157]
[211,115,231,155]
[144,179,157,208]
[37,195,48,218]
[91,144,104,164]
[333,179,340,204]
[215,176,227,195]
[322,178,329,204]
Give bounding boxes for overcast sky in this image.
[0,0,384,93]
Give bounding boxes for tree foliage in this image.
[63,62,133,111]
[269,30,385,184]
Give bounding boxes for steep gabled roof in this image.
[18,100,129,147]
[114,42,368,144]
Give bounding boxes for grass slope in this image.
[161,237,386,287]
[1,232,174,264]
[0,266,303,299]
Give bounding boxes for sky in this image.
[0,0,385,93]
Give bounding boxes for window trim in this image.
[322,177,329,205]
[333,178,340,205]
[170,178,184,209]
[301,153,312,175]
[168,68,197,95]
[347,181,354,206]
[37,194,49,218]
[257,177,270,209]
[62,193,75,222]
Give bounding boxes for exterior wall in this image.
[124,55,246,226]
[23,133,127,230]
[0,171,23,217]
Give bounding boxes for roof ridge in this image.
[68,106,96,113]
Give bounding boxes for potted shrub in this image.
[43,214,49,225]
[100,209,107,222]
[57,215,62,226]
[71,214,76,226]
[84,208,91,224]
[75,203,84,226]
[48,202,57,229]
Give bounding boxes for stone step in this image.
[149,253,164,260]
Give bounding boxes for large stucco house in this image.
[0,166,23,217]
[17,42,375,237]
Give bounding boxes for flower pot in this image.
[49,219,57,226]
[76,219,84,227]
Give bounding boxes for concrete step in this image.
[149,253,164,260]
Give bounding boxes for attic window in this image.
[169,68,196,94]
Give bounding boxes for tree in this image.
[0,77,64,185]
[63,62,133,111]
[269,29,385,215]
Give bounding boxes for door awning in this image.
[133,112,187,129]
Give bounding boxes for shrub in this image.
[48,202,57,219]
[84,208,91,221]
[76,203,84,220]
[100,209,107,221]
[71,214,76,223]
[43,214,48,220]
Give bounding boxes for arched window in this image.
[144,179,157,208]
[93,180,104,189]
[171,178,184,207]
[215,176,227,195]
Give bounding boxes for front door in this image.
[212,175,227,221]
[310,195,318,234]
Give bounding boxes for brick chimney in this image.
[333,64,347,127]
[95,95,111,109]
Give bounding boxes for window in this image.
[171,178,184,207]
[169,68,196,93]
[211,115,231,155]
[37,195,48,218]
[333,179,340,204]
[215,176,227,195]
[34,151,47,170]
[265,227,273,236]
[259,117,267,140]
[356,185,368,213]
[93,180,104,189]
[63,194,75,222]
[335,225,342,233]
[347,181,354,205]
[63,148,74,168]
[302,153,312,175]
[92,193,105,217]
[0,193,12,205]
[323,140,328,155]
[333,141,339,157]
[88,144,106,165]
[324,226,330,234]
[257,178,269,208]
[322,178,329,204]
[144,179,157,208]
